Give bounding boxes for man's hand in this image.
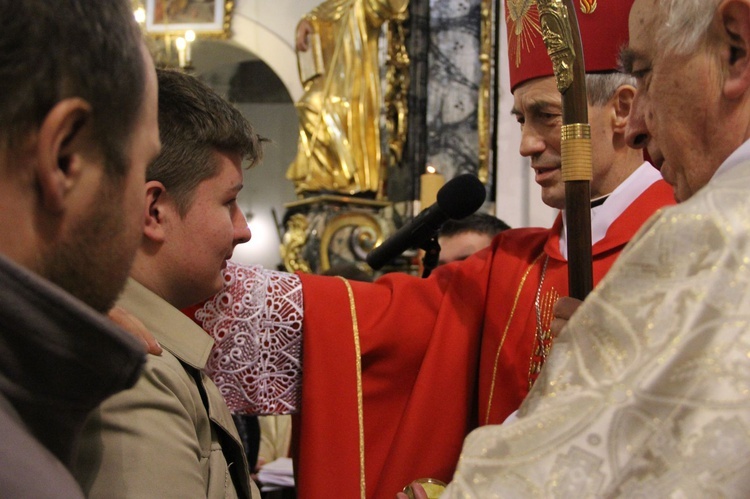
[550,297,583,338]
[108,306,162,356]
[296,19,314,51]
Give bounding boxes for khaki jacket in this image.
[73,279,259,498]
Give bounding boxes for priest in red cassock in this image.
[187,1,675,497]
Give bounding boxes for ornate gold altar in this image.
[281,195,418,276]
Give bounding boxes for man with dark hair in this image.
[0,0,160,496]
[437,212,511,265]
[73,69,263,499]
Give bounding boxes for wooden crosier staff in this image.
[537,0,593,299]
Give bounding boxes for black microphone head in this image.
[436,173,486,219]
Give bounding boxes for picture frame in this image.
[145,0,233,37]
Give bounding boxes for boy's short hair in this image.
[149,69,266,215]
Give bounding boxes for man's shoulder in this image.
[84,345,203,433]
[72,353,219,498]
[118,279,215,367]
[113,348,201,409]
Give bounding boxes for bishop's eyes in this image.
[538,111,561,122]
[514,111,562,128]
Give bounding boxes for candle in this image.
[419,165,445,210]
[133,7,146,24]
[175,37,187,68]
[185,30,196,66]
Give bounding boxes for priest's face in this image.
[512,76,613,210]
[513,77,566,209]
[624,0,726,202]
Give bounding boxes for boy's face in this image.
[162,150,251,308]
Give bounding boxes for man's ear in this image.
[143,180,169,243]
[35,97,93,213]
[721,0,750,100]
[610,84,636,134]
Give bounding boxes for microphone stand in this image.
[420,236,441,278]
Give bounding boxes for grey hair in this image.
[586,72,636,106]
[656,0,720,56]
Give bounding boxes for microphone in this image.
[366,173,486,270]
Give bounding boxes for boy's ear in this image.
[34,97,93,213]
[143,180,169,243]
[720,0,750,100]
[610,84,636,134]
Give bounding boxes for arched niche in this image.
[229,14,303,102]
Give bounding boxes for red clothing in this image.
[294,180,674,498]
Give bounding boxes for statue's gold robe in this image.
[287,0,408,196]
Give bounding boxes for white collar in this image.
[560,162,661,259]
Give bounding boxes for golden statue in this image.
[287,0,409,197]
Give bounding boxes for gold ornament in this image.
[580,0,597,14]
[281,214,312,273]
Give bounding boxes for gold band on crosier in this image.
[561,123,592,182]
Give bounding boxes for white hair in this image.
[657,0,720,55]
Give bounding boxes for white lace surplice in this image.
[195,262,303,415]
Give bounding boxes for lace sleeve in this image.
[195,261,303,415]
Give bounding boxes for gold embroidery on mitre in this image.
[580,0,597,14]
[506,0,541,68]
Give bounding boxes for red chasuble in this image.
[293,179,674,499]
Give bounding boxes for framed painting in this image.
[145,0,233,36]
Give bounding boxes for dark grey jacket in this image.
[0,254,144,498]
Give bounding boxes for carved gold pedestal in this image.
[281,195,413,277]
